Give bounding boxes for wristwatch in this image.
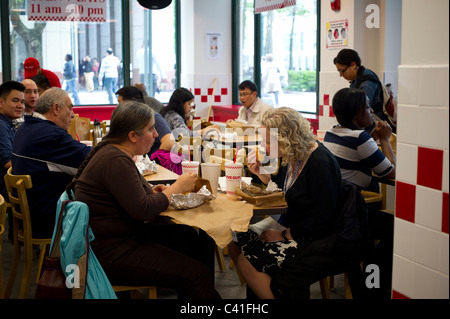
[281,229,289,242]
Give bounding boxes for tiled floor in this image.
[1,224,346,299]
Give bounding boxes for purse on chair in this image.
[35,200,73,299]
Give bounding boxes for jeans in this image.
[64,78,80,105]
[103,77,117,104]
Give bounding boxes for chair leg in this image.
[36,244,47,284]
[329,275,335,290]
[148,287,157,299]
[4,238,21,298]
[18,241,33,299]
[215,245,226,273]
[319,277,331,299]
[344,273,353,299]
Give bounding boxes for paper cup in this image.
[80,140,93,147]
[181,161,200,175]
[201,163,221,196]
[225,162,243,195]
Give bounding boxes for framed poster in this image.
[326,19,349,49]
[205,32,223,60]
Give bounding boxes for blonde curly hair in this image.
[261,107,316,166]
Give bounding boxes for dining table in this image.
[160,192,287,249]
[144,163,180,185]
[208,131,262,149]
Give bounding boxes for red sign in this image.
[27,0,107,23]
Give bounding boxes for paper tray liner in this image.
[234,187,286,207]
[161,194,253,249]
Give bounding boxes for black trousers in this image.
[99,221,220,299]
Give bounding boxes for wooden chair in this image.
[0,194,7,299]
[3,167,52,299]
[205,147,246,173]
[112,285,157,299]
[175,134,202,162]
[68,115,91,141]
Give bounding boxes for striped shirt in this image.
[323,126,394,189]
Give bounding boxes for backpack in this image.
[356,74,398,130]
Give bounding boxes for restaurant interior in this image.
[0,0,448,302]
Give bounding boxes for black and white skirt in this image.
[235,230,298,276]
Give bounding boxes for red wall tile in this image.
[392,290,410,299]
[417,147,443,191]
[396,181,416,223]
[195,88,201,95]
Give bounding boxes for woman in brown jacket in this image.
[67,100,220,299]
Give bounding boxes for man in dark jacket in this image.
[12,87,91,238]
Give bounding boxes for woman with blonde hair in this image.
[228,107,344,299]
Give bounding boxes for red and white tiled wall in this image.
[392,64,449,299]
[182,74,232,119]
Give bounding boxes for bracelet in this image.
[281,229,289,242]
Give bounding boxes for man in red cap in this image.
[23,57,62,88]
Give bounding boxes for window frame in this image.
[0,0,180,103]
[232,0,321,115]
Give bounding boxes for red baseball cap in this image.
[24,57,40,78]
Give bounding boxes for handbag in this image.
[34,200,73,299]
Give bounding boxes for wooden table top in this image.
[144,164,179,185]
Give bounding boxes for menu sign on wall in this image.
[255,0,297,14]
[27,0,107,22]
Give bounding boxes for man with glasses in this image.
[230,80,273,126]
[333,49,386,133]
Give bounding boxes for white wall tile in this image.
[397,104,418,145]
[392,255,414,297]
[396,143,418,185]
[413,263,448,299]
[439,233,449,275]
[398,66,420,105]
[419,65,449,107]
[413,224,442,270]
[415,186,443,231]
[394,218,416,260]
[417,106,449,149]
[443,151,449,193]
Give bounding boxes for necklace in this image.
[283,160,302,195]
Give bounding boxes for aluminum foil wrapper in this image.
[171,186,216,210]
[136,156,157,176]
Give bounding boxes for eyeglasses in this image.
[239,92,254,98]
[337,65,350,74]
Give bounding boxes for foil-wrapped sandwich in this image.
[240,181,281,197]
[135,156,157,176]
[171,186,216,210]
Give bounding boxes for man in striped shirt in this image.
[323,88,395,190]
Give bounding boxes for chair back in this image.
[205,147,246,172]
[0,194,6,299]
[175,134,202,162]
[3,167,33,246]
[68,115,91,141]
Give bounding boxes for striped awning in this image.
[255,0,297,14]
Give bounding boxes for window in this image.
[130,0,177,103]
[5,0,178,105]
[235,0,318,113]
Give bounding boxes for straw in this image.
[234,146,240,163]
[75,133,81,142]
[188,144,191,162]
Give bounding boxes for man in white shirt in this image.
[232,80,273,126]
[98,48,120,104]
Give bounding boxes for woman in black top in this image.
[228,107,343,299]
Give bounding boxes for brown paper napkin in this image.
[160,194,253,248]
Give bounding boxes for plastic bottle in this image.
[93,119,102,147]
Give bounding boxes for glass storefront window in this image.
[237,0,318,113]
[130,0,177,104]
[8,0,123,105]
[237,0,255,84]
